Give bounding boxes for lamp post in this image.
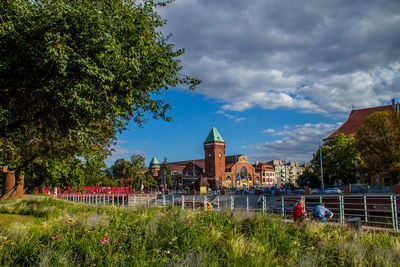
[319,143,325,192]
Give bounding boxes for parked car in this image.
[310,188,321,194]
[323,188,342,194]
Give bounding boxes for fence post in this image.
[217,195,220,209]
[281,196,284,217]
[204,195,207,211]
[339,196,343,224]
[193,195,195,210]
[394,196,398,231]
[122,195,124,206]
[182,195,185,210]
[246,196,249,211]
[147,195,149,206]
[163,194,166,206]
[262,196,266,213]
[319,196,322,204]
[231,195,234,211]
[391,195,396,231]
[364,195,368,223]
[172,195,175,206]
[134,195,136,207]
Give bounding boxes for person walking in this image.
[312,203,333,223]
[292,200,307,222]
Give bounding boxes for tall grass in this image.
[0,198,399,266]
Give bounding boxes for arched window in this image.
[240,167,247,178]
[255,177,260,184]
[226,176,231,182]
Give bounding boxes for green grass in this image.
[0,198,399,266]
[0,214,41,229]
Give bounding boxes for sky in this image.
[106,0,400,166]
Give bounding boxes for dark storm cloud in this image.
[160,0,400,114]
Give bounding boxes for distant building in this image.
[267,160,305,186]
[149,127,304,189]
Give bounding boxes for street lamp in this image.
[319,142,325,192]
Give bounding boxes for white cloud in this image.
[246,122,343,162]
[160,0,400,116]
[217,110,247,122]
[262,129,275,134]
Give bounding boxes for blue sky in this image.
[106,0,400,166]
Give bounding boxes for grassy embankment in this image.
[0,198,399,266]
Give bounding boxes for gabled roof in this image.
[168,159,205,172]
[324,105,393,141]
[225,155,241,163]
[204,127,225,143]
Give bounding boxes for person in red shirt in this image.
[292,200,307,222]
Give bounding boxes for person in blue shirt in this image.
[312,203,333,223]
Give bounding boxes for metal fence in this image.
[275,195,399,231]
[57,193,400,231]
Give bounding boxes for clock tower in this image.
[204,127,225,188]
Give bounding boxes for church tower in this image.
[204,127,225,188]
[149,157,161,177]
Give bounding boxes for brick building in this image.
[149,127,302,190]
[323,100,400,186]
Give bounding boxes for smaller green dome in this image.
[149,157,160,169]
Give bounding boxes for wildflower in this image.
[100,235,110,244]
[51,235,58,240]
[40,244,46,248]
[119,230,127,236]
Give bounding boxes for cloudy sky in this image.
[107,0,400,165]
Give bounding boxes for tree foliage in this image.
[355,111,400,183]
[297,166,320,188]
[0,0,199,176]
[159,157,173,189]
[110,154,156,189]
[309,134,361,186]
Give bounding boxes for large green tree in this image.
[0,0,199,195]
[355,111,400,183]
[310,134,362,186]
[110,154,152,190]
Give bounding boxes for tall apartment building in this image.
[268,160,305,186]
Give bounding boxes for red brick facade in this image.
[204,141,226,187]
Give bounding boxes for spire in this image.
[204,127,225,143]
[149,157,160,169]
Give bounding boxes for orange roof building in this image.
[324,104,393,141]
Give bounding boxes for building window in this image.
[240,167,247,178]
[226,176,232,182]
